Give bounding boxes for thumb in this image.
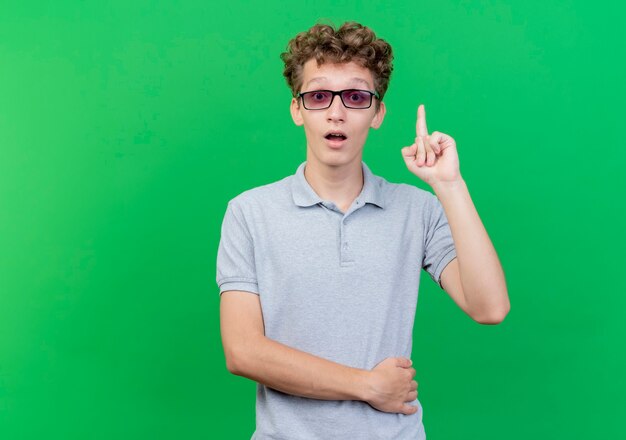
[401,144,417,158]
[396,357,413,368]
[402,404,419,415]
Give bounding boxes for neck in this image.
[303,156,364,212]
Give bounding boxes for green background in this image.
[1,0,624,438]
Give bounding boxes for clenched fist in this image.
[364,357,419,415]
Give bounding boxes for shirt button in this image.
[343,242,349,249]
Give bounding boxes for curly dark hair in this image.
[280,21,394,106]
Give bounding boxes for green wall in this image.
[1,1,624,438]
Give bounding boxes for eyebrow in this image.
[305,76,372,90]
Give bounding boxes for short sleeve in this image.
[422,194,457,290]
[216,200,259,296]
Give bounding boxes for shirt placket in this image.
[339,214,354,265]
[320,198,365,267]
[339,199,364,266]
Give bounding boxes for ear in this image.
[290,97,304,126]
[370,101,386,129]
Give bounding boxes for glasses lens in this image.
[303,91,332,109]
[341,90,372,108]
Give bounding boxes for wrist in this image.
[353,369,373,402]
[432,177,467,195]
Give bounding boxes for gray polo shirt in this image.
[217,161,457,440]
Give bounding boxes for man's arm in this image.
[435,179,510,324]
[220,290,418,414]
[401,104,509,324]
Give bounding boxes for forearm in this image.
[432,178,509,321]
[230,334,370,401]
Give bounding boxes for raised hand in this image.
[401,104,461,187]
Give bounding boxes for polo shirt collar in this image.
[291,161,385,209]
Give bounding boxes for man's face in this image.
[290,59,386,169]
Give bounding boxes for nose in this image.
[326,94,346,123]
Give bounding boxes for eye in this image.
[312,92,328,101]
[346,91,367,103]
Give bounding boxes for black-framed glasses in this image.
[296,89,380,110]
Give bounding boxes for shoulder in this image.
[375,173,437,209]
[226,174,294,213]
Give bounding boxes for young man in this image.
[217,22,509,440]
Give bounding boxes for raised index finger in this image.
[416,104,429,137]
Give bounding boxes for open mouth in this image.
[324,131,348,142]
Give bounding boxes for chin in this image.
[309,148,361,168]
